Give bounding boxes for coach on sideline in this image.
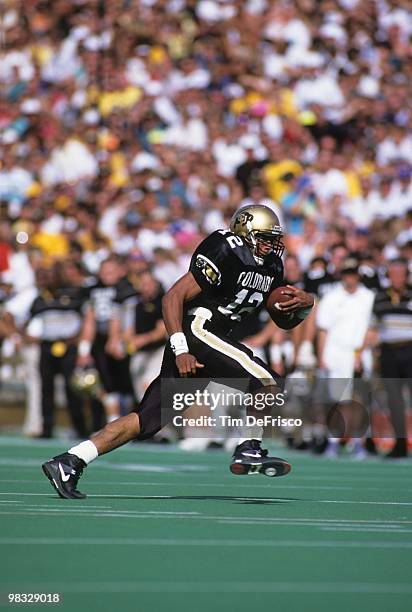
[369,258,412,458]
[316,256,375,458]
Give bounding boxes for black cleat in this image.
[229,439,291,477]
[311,435,328,455]
[385,439,408,459]
[365,437,378,456]
[42,453,87,499]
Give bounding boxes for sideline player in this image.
[42,205,314,498]
[78,256,135,424]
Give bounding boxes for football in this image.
[266,285,292,315]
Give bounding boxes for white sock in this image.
[238,425,263,445]
[351,438,363,452]
[102,393,119,409]
[327,438,340,449]
[68,440,98,465]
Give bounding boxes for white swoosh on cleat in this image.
[58,463,71,482]
[242,452,262,458]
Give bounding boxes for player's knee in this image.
[124,413,141,437]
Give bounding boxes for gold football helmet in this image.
[229,204,285,264]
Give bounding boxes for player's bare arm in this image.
[0,311,16,337]
[243,319,276,347]
[105,311,124,359]
[317,328,327,370]
[126,319,167,352]
[77,305,96,367]
[162,272,204,377]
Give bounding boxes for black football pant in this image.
[132,307,281,440]
[380,342,412,439]
[40,342,87,438]
[90,333,135,424]
[92,333,134,396]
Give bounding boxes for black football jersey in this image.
[359,264,381,291]
[85,280,118,335]
[114,276,139,306]
[29,286,87,341]
[303,268,338,297]
[113,276,140,331]
[134,289,165,351]
[187,230,284,333]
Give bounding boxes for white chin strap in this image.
[253,254,265,265]
[248,233,263,264]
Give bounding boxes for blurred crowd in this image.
[1,0,412,452]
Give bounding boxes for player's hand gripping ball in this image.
[266,286,293,315]
[266,285,314,320]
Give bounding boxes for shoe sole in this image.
[230,459,292,477]
[41,463,86,499]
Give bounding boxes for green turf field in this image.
[0,437,411,612]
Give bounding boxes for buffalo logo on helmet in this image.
[234,211,253,229]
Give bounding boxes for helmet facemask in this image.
[248,230,285,265]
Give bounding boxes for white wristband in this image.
[170,332,189,356]
[78,340,92,357]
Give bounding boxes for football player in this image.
[77,256,135,425]
[42,205,314,498]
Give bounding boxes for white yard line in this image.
[1,508,412,533]
[320,527,412,533]
[1,502,411,526]
[1,537,412,551]
[0,491,411,506]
